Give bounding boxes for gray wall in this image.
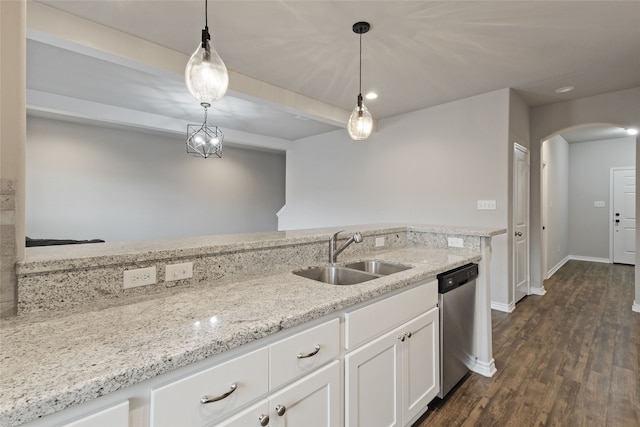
[530,86,640,310]
[26,116,286,242]
[281,89,511,307]
[569,136,635,259]
[542,135,570,273]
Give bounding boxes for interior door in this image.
[513,143,530,304]
[613,168,636,265]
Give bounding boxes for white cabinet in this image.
[150,347,269,427]
[150,318,340,427]
[344,281,439,427]
[62,400,129,427]
[269,361,341,427]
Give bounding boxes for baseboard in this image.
[546,255,570,279]
[491,301,514,313]
[530,285,547,296]
[633,301,640,313]
[469,357,497,378]
[569,255,611,264]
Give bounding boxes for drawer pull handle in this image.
[259,414,270,426]
[276,404,287,416]
[200,382,237,404]
[297,344,321,359]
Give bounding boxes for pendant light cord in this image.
[358,32,363,96]
[205,0,208,28]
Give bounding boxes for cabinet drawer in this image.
[344,279,437,350]
[63,400,129,427]
[269,318,340,390]
[150,347,269,427]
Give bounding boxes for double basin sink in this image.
[293,260,413,285]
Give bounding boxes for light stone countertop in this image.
[17,223,503,274]
[0,246,482,427]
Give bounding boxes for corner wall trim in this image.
[530,286,547,296]
[546,255,570,279]
[569,255,611,264]
[469,358,497,378]
[491,301,514,313]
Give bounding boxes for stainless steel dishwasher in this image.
[437,263,478,398]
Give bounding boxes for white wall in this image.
[542,135,570,273]
[26,116,286,242]
[281,89,511,307]
[530,87,640,312]
[569,136,635,259]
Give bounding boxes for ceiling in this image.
[27,0,640,143]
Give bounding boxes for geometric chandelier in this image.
[186,102,223,159]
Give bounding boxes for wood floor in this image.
[414,260,639,427]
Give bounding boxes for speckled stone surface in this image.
[1,246,482,427]
[16,224,505,314]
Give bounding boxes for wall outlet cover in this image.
[165,262,194,282]
[123,267,156,289]
[375,237,385,247]
[447,237,464,248]
[593,201,606,207]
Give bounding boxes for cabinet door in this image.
[401,308,439,424]
[215,399,269,427]
[269,361,340,427]
[345,330,402,427]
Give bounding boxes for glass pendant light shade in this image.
[185,33,229,104]
[348,21,373,141]
[347,95,373,140]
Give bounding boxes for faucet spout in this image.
[329,231,363,264]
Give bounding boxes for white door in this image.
[401,309,439,423]
[612,168,636,265]
[345,329,401,427]
[269,361,340,427]
[513,143,530,303]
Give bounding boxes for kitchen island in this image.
[0,224,505,426]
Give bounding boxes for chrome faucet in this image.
[329,230,363,264]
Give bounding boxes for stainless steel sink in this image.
[293,266,377,285]
[344,260,412,275]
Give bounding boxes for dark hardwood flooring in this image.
[414,260,639,427]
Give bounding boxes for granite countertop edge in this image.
[1,247,485,426]
[17,224,505,274]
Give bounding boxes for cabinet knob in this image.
[398,334,406,342]
[276,404,287,416]
[258,414,270,426]
[515,231,523,237]
[406,332,412,339]
[297,344,321,359]
[200,382,237,404]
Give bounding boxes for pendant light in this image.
[186,103,224,159]
[347,21,373,141]
[185,0,229,104]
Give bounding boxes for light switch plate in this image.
[375,237,385,247]
[123,267,156,289]
[165,262,193,282]
[477,200,497,210]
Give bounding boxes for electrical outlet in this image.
[375,237,385,247]
[477,200,497,210]
[123,267,156,289]
[594,201,605,207]
[447,237,464,248]
[165,262,194,282]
